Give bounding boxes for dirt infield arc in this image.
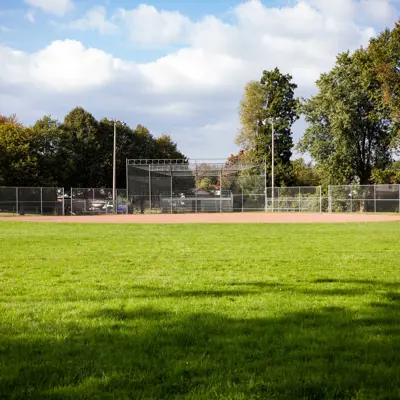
[1,213,400,223]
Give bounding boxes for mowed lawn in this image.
[0,221,399,400]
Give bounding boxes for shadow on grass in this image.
[127,283,369,299]
[1,294,399,399]
[129,284,271,298]
[313,278,400,288]
[90,306,170,321]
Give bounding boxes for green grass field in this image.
[0,221,399,399]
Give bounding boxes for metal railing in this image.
[1,184,399,215]
[0,187,129,216]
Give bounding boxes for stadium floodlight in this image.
[263,118,280,212]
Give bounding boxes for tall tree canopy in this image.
[371,161,400,184]
[298,49,397,185]
[237,68,299,186]
[0,122,38,186]
[292,158,321,187]
[0,109,187,188]
[368,20,400,131]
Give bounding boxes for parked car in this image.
[117,204,133,214]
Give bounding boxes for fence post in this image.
[298,187,301,212]
[399,184,400,214]
[126,159,129,215]
[328,186,332,213]
[280,188,282,212]
[149,165,152,213]
[220,169,222,213]
[319,186,322,213]
[242,185,244,213]
[374,185,377,213]
[264,156,267,212]
[70,188,73,216]
[170,168,173,214]
[16,187,18,215]
[62,188,65,216]
[40,187,43,215]
[350,185,353,213]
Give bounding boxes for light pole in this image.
[269,119,275,212]
[263,118,278,212]
[113,120,117,214]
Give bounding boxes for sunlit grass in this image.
[0,221,399,399]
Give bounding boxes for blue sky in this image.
[0,0,399,158]
[1,0,286,59]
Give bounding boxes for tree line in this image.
[237,20,400,186]
[0,108,185,188]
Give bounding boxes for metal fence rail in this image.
[0,187,64,216]
[0,187,128,216]
[1,184,399,215]
[328,184,400,213]
[68,188,128,215]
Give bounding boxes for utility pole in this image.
[113,120,117,214]
[263,118,278,212]
[270,120,275,212]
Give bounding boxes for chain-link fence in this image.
[328,184,400,213]
[0,187,128,216]
[0,187,64,215]
[265,186,325,213]
[65,188,129,215]
[1,184,399,215]
[126,159,267,213]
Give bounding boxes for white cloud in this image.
[1,0,398,158]
[138,48,244,92]
[358,0,397,24]
[24,10,35,23]
[0,25,9,32]
[24,0,74,16]
[0,40,121,92]
[64,6,119,35]
[116,4,190,45]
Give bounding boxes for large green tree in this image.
[368,20,400,133]
[0,109,187,189]
[298,50,397,185]
[59,107,101,188]
[98,120,157,188]
[371,161,400,184]
[31,116,64,187]
[292,158,321,187]
[0,122,39,186]
[153,135,186,159]
[237,68,299,186]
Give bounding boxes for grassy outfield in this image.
[0,221,399,400]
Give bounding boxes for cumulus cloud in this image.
[116,4,191,45]
[63,6,119,35]
[0,40,128,91]
[2,0,398,158]
[24,0,74,16]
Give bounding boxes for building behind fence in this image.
[0,184,399,216]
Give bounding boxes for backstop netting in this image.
[126,159,266,213]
